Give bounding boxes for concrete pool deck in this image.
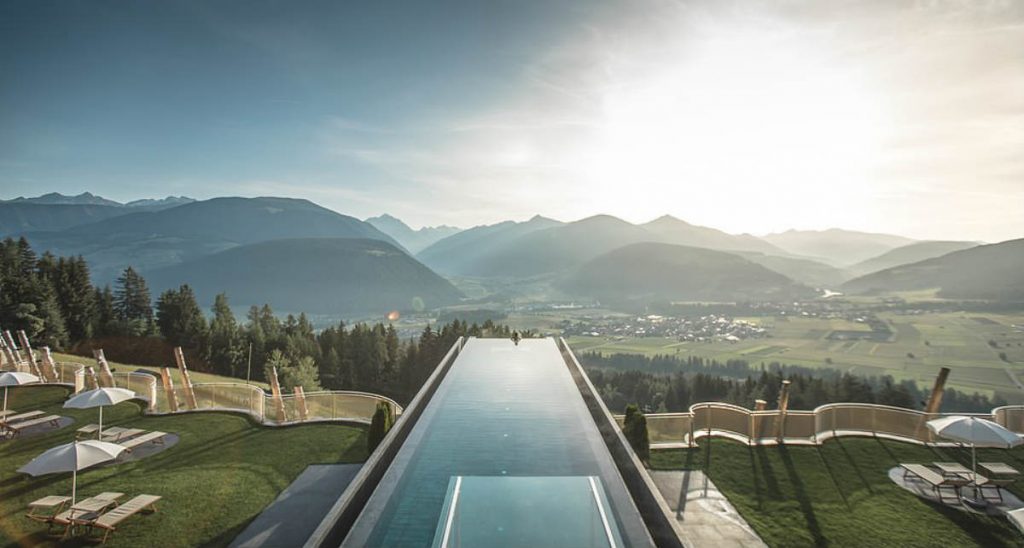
[649,470,766,548]
[231,463,362,548]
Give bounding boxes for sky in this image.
[1,0,1021,242]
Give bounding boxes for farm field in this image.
[566,311,1024,402]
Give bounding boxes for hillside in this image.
[366,214,461,254]
[735,252,849,288]
[0,203,128,235]
[561,242,810,303]
[642,215,786,255]
[23,197,402,283]
[416,215,563,275]
[842,238,1024,301]
[147,238,463,314]
[846,240,979,278]
[762,229,915,266]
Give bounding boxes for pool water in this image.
[343,338,653,547]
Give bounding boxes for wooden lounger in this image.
[47,492,124,537]
[4,415,61,437]
[119,431,167,452]
[81,494,161,543]
[900,463,968,503]
[1,410,45,425]
[101,428,145,443]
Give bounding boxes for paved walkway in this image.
[231,463,362,548]
[650,470,766,548]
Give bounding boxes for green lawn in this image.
[52,352,270,388]
[0,385,366,547]
[651,438,1024,547]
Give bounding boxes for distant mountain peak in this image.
[3,192,122,207]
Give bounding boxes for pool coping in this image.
[558,337,686,548]
[303,337,465,548]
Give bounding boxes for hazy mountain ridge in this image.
[842,238,1024,300]
[0,203,129,235]
[21,197,404,284]
[846,240,979,278]
[417,215,564,275]
[3,192,196,211]
[561,242,812,303]
[365,214,462,254]
[762,228,917,266]
[147,238,463,314]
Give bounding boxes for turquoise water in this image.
[343,338,652,547]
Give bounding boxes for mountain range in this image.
[841,239,1024,300]
[365,214,461,254]
[148,238,462,314]
[3,191,1016,311]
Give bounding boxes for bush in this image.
[622,404,650,461]
[367,401,394,453]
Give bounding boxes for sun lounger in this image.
[79,494,161,543]
[76,423,101,439]
[3,415,61,437]
[1,410,44,425]
[900,463,969,503]
[101,428,145,443]
[119,431,166,452]
[1008,507,1024,535]
[47,492,123,537]
[26,495,70,522]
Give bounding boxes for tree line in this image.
[0,237,525,404]
[581,352,1007,414]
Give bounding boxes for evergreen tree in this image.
[114,266,153,333]
[156,284,208,348]
[208,293,244,378]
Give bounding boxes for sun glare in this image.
[587,27,887,231]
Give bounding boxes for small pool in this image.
[343,338,653,547]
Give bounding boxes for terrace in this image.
[2,330,1024,546]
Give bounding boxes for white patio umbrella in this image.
[18,440,125,516]
[927,415,1024,501]
[63,387,135,439]
[0,371,40,415]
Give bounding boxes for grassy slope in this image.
[52,352,270,389]
[651,438,1023,547]
[0,386,366,547]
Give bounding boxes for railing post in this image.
[777,380,791,443]
[160,367,179,412]
[269,366,286,423]
[174,347,198,410]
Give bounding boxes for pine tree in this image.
[156,284,208,348]
[114,266,153,333]
[208,293,243,378]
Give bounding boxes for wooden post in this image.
[294,386,309,421]
[160,367,178,412]
[173,347,198,410]
[269,366,286,423]
[16,330,42,378]
[777,380,791,442]
[39,347,59,382]
[94,349,115,387]
[3,331,24,369]
[85,366,99,390]
[924,367,951,415]
[755,399,767,411]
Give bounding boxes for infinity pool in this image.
[343,338,653,547]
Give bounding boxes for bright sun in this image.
[585,26,888,232]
